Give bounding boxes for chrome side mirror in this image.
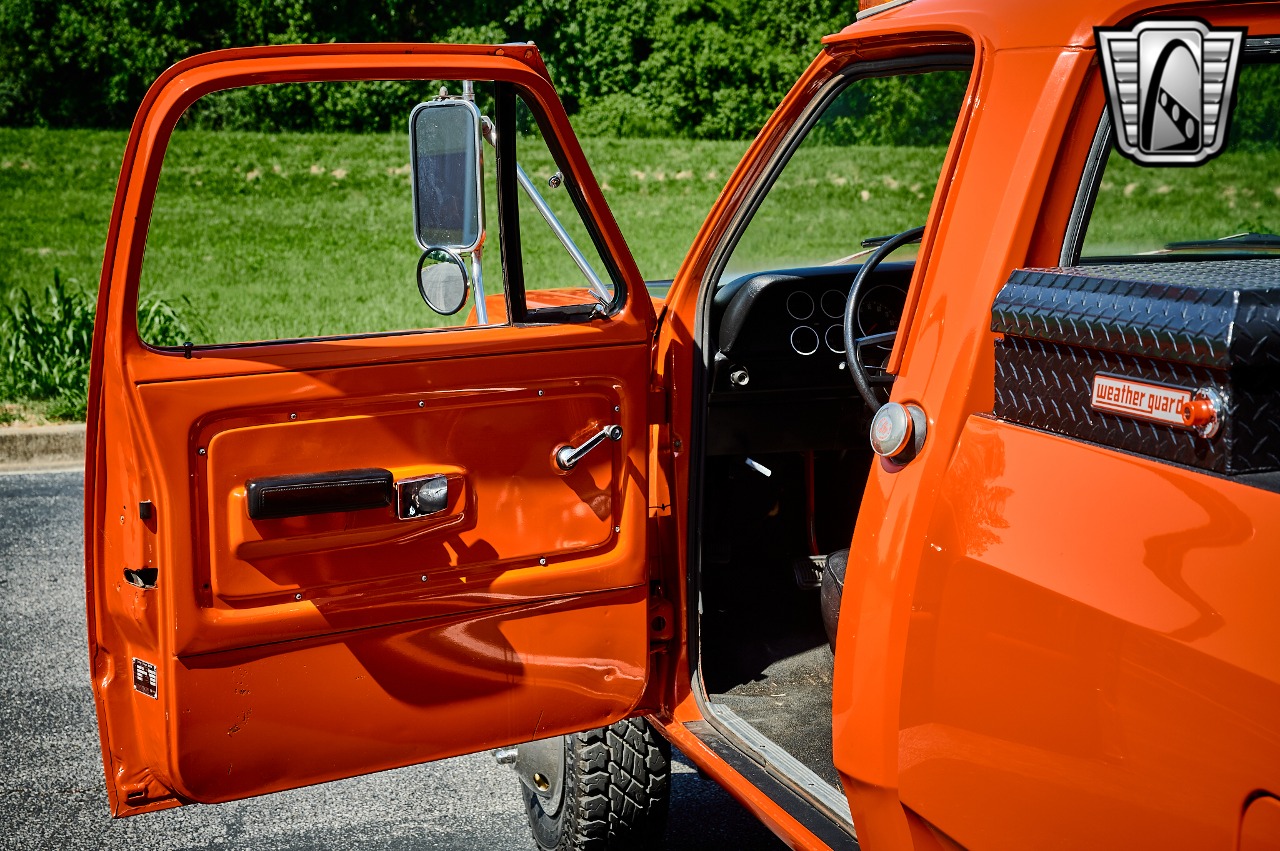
[416,247,470,316]
[410,96,488,321]
[410,98,484,252]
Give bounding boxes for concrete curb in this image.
[0,423,86,471]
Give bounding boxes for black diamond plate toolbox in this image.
[991,259,1280,474]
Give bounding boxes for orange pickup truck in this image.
[85,0,1279,848]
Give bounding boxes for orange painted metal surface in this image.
[1240,797,1280,851]
[903,418,1280,848]
[813,2,1280,850]
[89,0,1280,847]
[652,0,1279,848]
[86,44,658,816]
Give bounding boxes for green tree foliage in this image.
[645,0,858,139]
[0,0,508,128]
[510,0,857,138]
[0,0,860,138]
[4,0,1274,145]
[808,70,970,146]
[1231,63,1280,153]
[0,0,199,126]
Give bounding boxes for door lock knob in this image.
[555,425,623,470]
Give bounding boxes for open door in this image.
[85,45,660,816]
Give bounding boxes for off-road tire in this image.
[523,717,671,850]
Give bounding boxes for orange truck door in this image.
[85,45,658,816]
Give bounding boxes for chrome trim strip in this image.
[704,701,856,832]
[854,0,916,22]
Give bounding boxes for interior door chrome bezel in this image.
[394,474,450,520]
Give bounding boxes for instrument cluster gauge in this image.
[856,284,908,342]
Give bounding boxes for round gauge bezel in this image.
[856,283,909,339]
[790,325,820,356]
[786,291,815,321]
[820,289,847,319]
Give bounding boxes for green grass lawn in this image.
[1,130,125,311]
[1083,148,1280,255]
[0,128,754,344]
[0,128,966,345]
[0,127,1277,397]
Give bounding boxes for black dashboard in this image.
[705,262,913,455]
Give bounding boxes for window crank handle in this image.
[555,425,623,470]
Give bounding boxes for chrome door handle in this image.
[555,425,622,471]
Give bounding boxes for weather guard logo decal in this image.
[1091,373,1192,427]
[1096,20,1245,166]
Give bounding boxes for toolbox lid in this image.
[992,259,1280,369]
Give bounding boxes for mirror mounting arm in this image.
[469,243,488,325]
[480,116,611,307]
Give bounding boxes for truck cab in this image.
[86,1,1279,848]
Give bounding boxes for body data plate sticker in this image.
[1091,373,1192,427]
[133,658,158,699]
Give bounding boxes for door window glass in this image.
[515,94,616,306]
[1078,57,1280,260]
[138,79,620,346]
[721,65,971,282]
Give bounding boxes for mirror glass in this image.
[411,100,483,251]
[417,247,470,315]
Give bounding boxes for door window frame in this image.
[679,37,980,827]
[694,45,979,384]
[108,46,646,359]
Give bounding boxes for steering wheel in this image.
[842,225,925,410]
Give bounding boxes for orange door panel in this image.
[86,45,657,817]
[139,351,646,656]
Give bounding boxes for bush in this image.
[512,0,855,139]
[573,93,672,138]
[0,270,200,420]
[807,71,972,147]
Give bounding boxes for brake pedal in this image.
[792,555,825,590]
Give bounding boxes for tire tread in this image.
[526,718,670,850]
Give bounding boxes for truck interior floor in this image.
[704,633,839,789]
[698,452,845,790]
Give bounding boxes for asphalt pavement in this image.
[0,469,785,851]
